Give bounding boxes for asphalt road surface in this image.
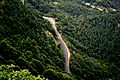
[43,16,71,73]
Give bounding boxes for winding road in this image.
[21,0,24,5]
[43,16,71,73]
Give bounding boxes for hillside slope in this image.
[0,0,120,80]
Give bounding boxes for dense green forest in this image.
[0,0,120,80]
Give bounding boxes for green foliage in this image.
[44,69,74,80]
[0,0,120,80]
[0,64,47,80]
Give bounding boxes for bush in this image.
[0,64,47,80]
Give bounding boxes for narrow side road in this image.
[43,16,71,73]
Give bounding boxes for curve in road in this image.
[43,16,71,73]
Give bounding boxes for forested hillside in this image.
[0,0,120,80]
